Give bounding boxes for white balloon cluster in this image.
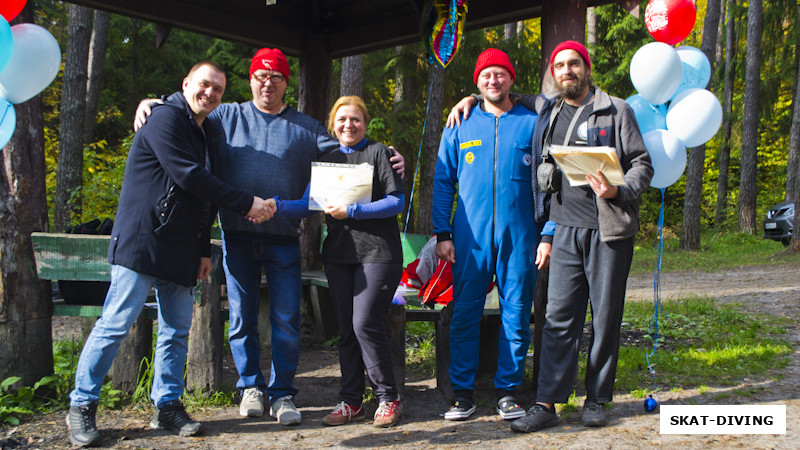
[628,43,721,189]
[0,18,61,149]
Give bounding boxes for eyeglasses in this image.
[253,72,285,84]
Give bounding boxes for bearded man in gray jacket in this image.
[447,40,652,432]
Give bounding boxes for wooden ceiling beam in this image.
[65,0,308,54]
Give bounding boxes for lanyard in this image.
[546,99,587,147]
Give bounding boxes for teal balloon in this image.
[0,98,15,149]
[0,15,12,74]
[0,23,60,104]
[670,46,711,101]
[626,94,667,136]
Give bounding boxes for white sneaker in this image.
[269,395,302,425]
[239,387,264,417]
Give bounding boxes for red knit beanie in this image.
[250,48,290,81]
[549,40,591,76]
[473,48,516,84]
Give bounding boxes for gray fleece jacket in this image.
[520,86,653,242]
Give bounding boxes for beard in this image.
[484,90,508,106]
[556,72,591,100]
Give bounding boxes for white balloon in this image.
[630,42,682,105]
[643,129,687,189]
[666,88,722,148]
[0,24,61,104]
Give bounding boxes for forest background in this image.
[28,0,800,247]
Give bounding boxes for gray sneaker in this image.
[65,404,101,447]
[270,395,302,425]
[239,387,264,417]
[150,401,202,436]
[581,401,608,427]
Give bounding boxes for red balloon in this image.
[0,0,27,22]
[645,0,697,46]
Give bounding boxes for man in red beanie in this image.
[446,40,652,432]
[433,48,549,422]
[133,48,404,427]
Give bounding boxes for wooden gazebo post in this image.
[297,33,333,273]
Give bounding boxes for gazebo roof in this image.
[64,0,621,58]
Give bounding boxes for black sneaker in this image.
[581,401,608,427]
[443,397,476,421]
[509,404,558,433]
[496,396,525,420]
[65,404,101,447]
[150,401,203,436]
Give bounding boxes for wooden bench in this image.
[31,232,228,394]
[31,231,432,396]
[33,231,545,402]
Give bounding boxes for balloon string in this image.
[646,187,665,407]
[402,63,435,243]
[0,102,9,129]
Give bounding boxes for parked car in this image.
[764,200,794,245]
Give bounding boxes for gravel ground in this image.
[4,261,799,449]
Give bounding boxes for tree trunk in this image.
[54,4,92,231]
[586,7,597,48]
[789,18,800,251]
[391,46,419,233]
[504,23,517,40]
[83,9,110,144]
[0,2,53,389]
[738,0,762,234]
[680,0,720,250]
[541,0,587,90]
[340,54,363,98]
[416,64,445,236]
[715,0,739,229]
[785,1,800,202]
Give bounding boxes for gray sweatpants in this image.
[536,225,634,404]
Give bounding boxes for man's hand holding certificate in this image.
[549,145,626,187]
[309,162,374,211]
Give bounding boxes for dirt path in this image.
[6,262,800,449]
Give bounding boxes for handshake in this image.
[246,197,277,224]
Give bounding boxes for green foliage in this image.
[406,335,436,377]
[631,230,793,276]
[591,3,651,98]
[0,376,63,425]
[32,0,800,238]
[614,298,792,393]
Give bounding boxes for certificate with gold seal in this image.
[308,162,374,211]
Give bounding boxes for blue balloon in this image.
[670,46,711,101]
[0,15,13,74]
[626,94,668,136]
[0,98,16,149]
[644,396,658,412]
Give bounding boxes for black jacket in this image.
[108,92,253,286]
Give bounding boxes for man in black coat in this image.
[65,61,273,447]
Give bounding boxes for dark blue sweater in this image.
[209,102,339,240]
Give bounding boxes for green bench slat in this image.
[52,301,159,320]
[400,233,430,266]
[31,233,111,281]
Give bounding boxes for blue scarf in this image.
[339,137,367,154]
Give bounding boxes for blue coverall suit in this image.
[432,103,540,393]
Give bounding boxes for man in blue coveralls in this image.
[432,49,551,421]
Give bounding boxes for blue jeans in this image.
[70,265,195,407]
[222,235,301,403]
